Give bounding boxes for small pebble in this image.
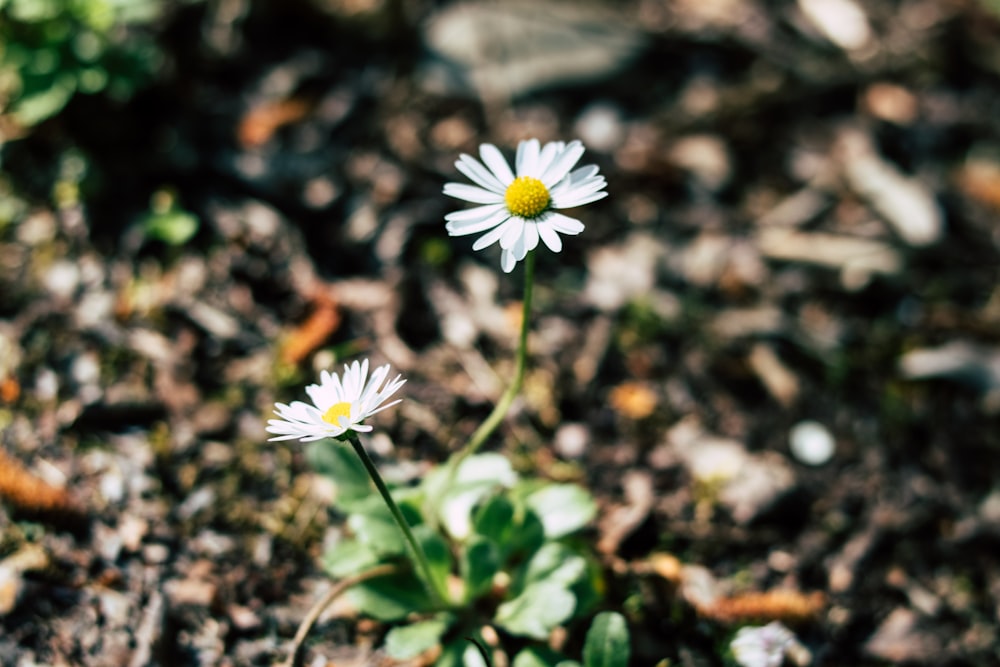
[44,260,81,300]
[0,564,23,616]
[143,544,171,564]
[574,103,625,153]
[71,352,101,386]
[789,420,835,465]
[554,422,590,460]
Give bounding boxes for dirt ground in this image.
[2,0,1000,665]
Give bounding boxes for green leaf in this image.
[415,524,453,599]
[508,507,546,558]
[522,542,587,589]
[347,570,433,621]
[142,209,199,246]
[524,484,596,539]
[436,638,490,667]
[512,647,575,667]
[321,538,379,579]
[431,453,518,539]
[460,535,500,600]
[10,74,75,126]
[582,612,630,667]
[472,492,515,544]
[347,496,406,556]
[7,0,61,21]
[494,581,576,640]
[305,439,371,506]
[384,616,453,660]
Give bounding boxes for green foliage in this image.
[0,0,168,128]
[582,612,631,667]
[139,188,199,246]
[384,615,453,660]
[317,451,614,665]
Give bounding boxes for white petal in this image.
[359,363,389,406]
[499,217,526,250]
[366,397,403,417]
[523,223,539,253]
[541,141,585,187]
[568,164,600,182]
[472,219,515,250]
[445,203,505,222]
[446,207,511,236]
[547,212,586,235]
[511,223,538,260]
[306,370,341,407]
[501,249,516,273]
[479,144,515,184]
[550,172,605,196]
[537,222,563,252]
[549,177,606,202]
[267,433,306,441]
[535,141,566,178]
[552,190,609,209]
[456,154,507,193]
[516,138,541,177]
[343,360,367,400]
[444,183,505,204]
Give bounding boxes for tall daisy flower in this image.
[443,139,607,272]
[267,359,405,442]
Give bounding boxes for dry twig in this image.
[277,563,398,667]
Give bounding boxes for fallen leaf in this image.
[238,97,313,149]
[609,381,658,420]
[280,291,342,365]
[0,448,82,519]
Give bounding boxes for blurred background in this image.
[2,0,1000,664]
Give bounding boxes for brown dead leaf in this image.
[238,97,313,149]
[0,448,82,518]
[280,291,341,366]
[609,381,658,419]
[696,588,826,625]
[0,377,19,404]
[956,158,1000,211]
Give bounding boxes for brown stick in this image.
[277,563,398,667]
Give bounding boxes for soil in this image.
[2,1,1000,665]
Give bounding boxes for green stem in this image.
[346,433,446,608]
[452,249,535,467]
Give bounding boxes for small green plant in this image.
[315,442,600,663]
[267,139,622,665]
[139,187,199,246]
[0,0,167,129]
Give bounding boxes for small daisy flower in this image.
[730,621,796,667]
[267,359,405,442]
[443,138,608,273]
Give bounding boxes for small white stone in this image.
[0,563,23,615]
[798,0,872,51]
[554,422,590,459]
[44,260,80,300]
[71,352,101,386]
[574,103,625,153]
[789,420,835,465]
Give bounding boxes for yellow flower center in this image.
[504,176,550,219]
[322,402,352,425]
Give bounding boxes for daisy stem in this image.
[345,433,447,609]
[452,249,535,466]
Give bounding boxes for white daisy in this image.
[266,359,406,442]
[443,138,608,273]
